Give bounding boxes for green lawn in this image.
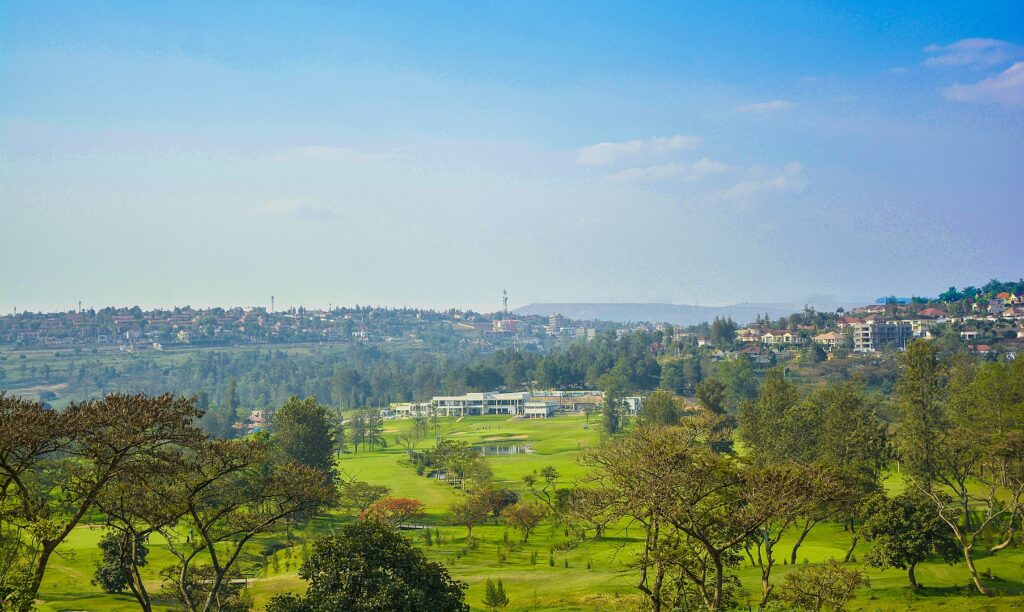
[36,414,1024,610]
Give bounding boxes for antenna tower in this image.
[502,289,509,316]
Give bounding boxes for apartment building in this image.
[852,320,914,352]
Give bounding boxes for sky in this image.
[2,1,1022,314]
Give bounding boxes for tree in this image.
[337,476,390,514]
[738,368,799,466]
[360,497,425,529]
[92,532,149,594]
[777,560,868,611]
[598,372,625,436]
[642,390,680,427]
[716,356,759,404]
[449,494,492,537]
[363,407,386,450]
[265,521,469,611]
[741,465,824,609]
[0,393,203,610]
[695,378,727,416]
[500,502,547,543]
[397,424,425,454]
[802,342,826,365]
[577,424,778,611]
[522,466,568,517]
[896,348,1024,595]
[158,439,338,612]
[273,396,335,476]
[895,341,948,485]
[223,378,238,422]
[659,360,688,395]
[331,409,347,456]
[482,577,509,610]
[349,412,367,453]
[710,316,737,346]
[860,493,958,589]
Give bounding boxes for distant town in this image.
[3,282,1024,358]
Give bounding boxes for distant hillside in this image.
[514,302,859,327]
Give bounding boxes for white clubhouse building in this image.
[390,391,557,418]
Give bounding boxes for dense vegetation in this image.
[3,338,1023,610]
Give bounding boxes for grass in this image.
[34,414,1024,610]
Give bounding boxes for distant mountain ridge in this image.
[514,302,862,327]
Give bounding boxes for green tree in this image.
[802,343,826,365]
[860,493,958,589]
[738,368,799,466]
[158,439,338,612]
[716,355,759,404]
[659,360,688,394]
[265,522,469,612]
[272,396,335,476]
[895,341,948,484]
[777,560,868,611]
[641,389,680,426]
[696,378,727,415]
[710,316,737,346]
[598,372,625,436]
[0,393,204,610]
[92,532,149,594]
[449,493,492,537]
[500,502,547,543]
[482,577,510,610]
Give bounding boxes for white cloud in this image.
[611,158,733,182]
[713,162,805,202]
[885,66,909,75]
[733,100,796,113]
[574,134,703,166]
[923,38,1022,68]
[944,61,1024,107]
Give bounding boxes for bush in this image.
[266,522,469,611]
[778,560,868,611]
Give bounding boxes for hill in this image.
[514,302,858,326]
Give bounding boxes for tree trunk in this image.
[24,544,55,612]
[908,563,918,590]
[758,562,775,610]
[790,519,814,565]
[962,545,988,595]
[712,555,724,611]
[843,535,859,562]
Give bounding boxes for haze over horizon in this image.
[2,2,1022,314]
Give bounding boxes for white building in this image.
[390,402,432,418]
[523,401,556,418]
[430,391,533,417]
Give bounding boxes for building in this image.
[812,331,843,351]
[430,391,532,417]
[960,327,980,341]
[523,401,556,418]
[390,402,432,418]
[736,328,762,343]
[852,320,914,352]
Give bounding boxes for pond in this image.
[473,443,533,456]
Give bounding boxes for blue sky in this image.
[2,1,1022,313]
